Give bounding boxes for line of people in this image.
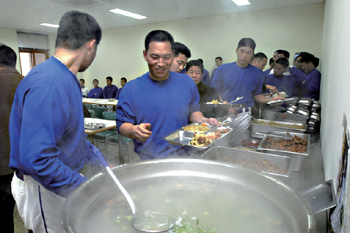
[80,76,128,99]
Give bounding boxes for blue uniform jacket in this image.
[302,68,321,100]
[9,57,100,197]
[116,72,200,160]
[87,87,103,98]
[212,62,264,107]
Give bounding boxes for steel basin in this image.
[62,159,315,233]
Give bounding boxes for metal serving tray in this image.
[251,119,307,139]
[267,97,297,107]
[200,146,293,177]
[164,123,233,150]
[256,131,310,171]
[274,112,308,125]
[204,103,246,109]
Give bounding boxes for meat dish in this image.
[261,135,307,153]
[189,132,212,146]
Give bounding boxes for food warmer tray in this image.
[164,123,233,150]
[200,146,293,177]
[274,112,308,125]
[251,119,307,139]
[266,97,297,107]
[256,131,310,172]
[204,103,246,109]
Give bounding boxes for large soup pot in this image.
[62,159,316,233]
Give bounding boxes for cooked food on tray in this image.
[214,154,286,174]
[216,128,230,134]
[261,135,307,153]
[272,91,287,97]
[253,119,305,130]
[189,132,212,146]
[207,99,221,104]
[206,132,222,140]
[182,123,209,133]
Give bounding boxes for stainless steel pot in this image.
[62,159,324,233]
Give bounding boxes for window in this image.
[19,49,49,76]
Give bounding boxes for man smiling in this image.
[116,30,218,160]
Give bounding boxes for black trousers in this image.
[0,173,15,233]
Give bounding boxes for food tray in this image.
[84,123,106,130]
[200,146,293,177]
[274,112,308,125]
[267,97,297,107]
[256,131,310,171]
[251,119,307,139]
[164,123,233,150]
[204,103,246,109]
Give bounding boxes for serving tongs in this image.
[254,132,293,141]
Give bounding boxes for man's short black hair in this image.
[275,58,289,68]
[269,57,274,65]
[215,57,222,61]
[186,60,204,74]
[106,76,113,82]
[237,38,256,51]
[173,42,191,58]
[253,52,267,60]
[79,79,85,83]
[144,30,174,52]
[300,53,319,68]
[197,58,203,64]
[121,77,127,82]
[0,44,17,68]
[55,11,102,50]
[93,79,99,82]
[276,50,290,59]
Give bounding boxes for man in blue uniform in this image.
[251,52,268,71]
[210,56,223,83]
[170,42,191,73]
[103,76,118,99]
[212,38,283,145]
[264,58,296,97]
[300,53,321,100]
[115,77,127,100]
[9,11,103,233]
[87,79,103,98]
[79,78,89,97]
[197,58,211,86]
[116,30,219,160]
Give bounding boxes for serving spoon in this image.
[95,153,176,232]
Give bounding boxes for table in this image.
[82,98,118,106]
[84,118,125,165]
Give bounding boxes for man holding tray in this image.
[116,30,219,160]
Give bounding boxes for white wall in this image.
[321,0,350,228]
[83,3,324,89]
[0,27,21,71]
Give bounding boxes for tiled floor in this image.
[14,140,140,233]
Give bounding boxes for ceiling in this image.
[0,0,324,34]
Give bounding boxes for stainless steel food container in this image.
[260,106,286,120]
[251,119,307,139]
[274,112,308,125]
[62,159,317,233]
[256,131,310,171]
[298,97,312,106]
[200,146,293,177]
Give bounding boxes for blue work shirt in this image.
[116,71,200,160]
[115,87,123,100]
[302,68,321,100]
[9,57,100,198]
[264,74,296,97]
[202,69,211,86]
[87,87,103,98]
[212,62,264,107]
[103,85,118,99]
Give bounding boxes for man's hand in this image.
[134,123,152,142]
[270,96,285,101]
[266,85,279,94]
[206,118,220,126]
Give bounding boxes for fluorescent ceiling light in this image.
[109,8,147,20]
[40,23,59,28]
[232,0,251,6]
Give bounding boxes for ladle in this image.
[95,153,176,232]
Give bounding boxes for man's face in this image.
[272,52,278,63]
[121,79,126,87]
[295,56,302,70]
[301,62,313,74]
[277,53,286,60]
[79,80,84,87]
[93,80,99,88]
[273,63,287,77]
[215,58,223,67]
[106,79,112,86]
[236,46,254,68]
[170,53,188,73]
[186,65,203,85]
[143,41,174,81]
[253,58,267,70]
